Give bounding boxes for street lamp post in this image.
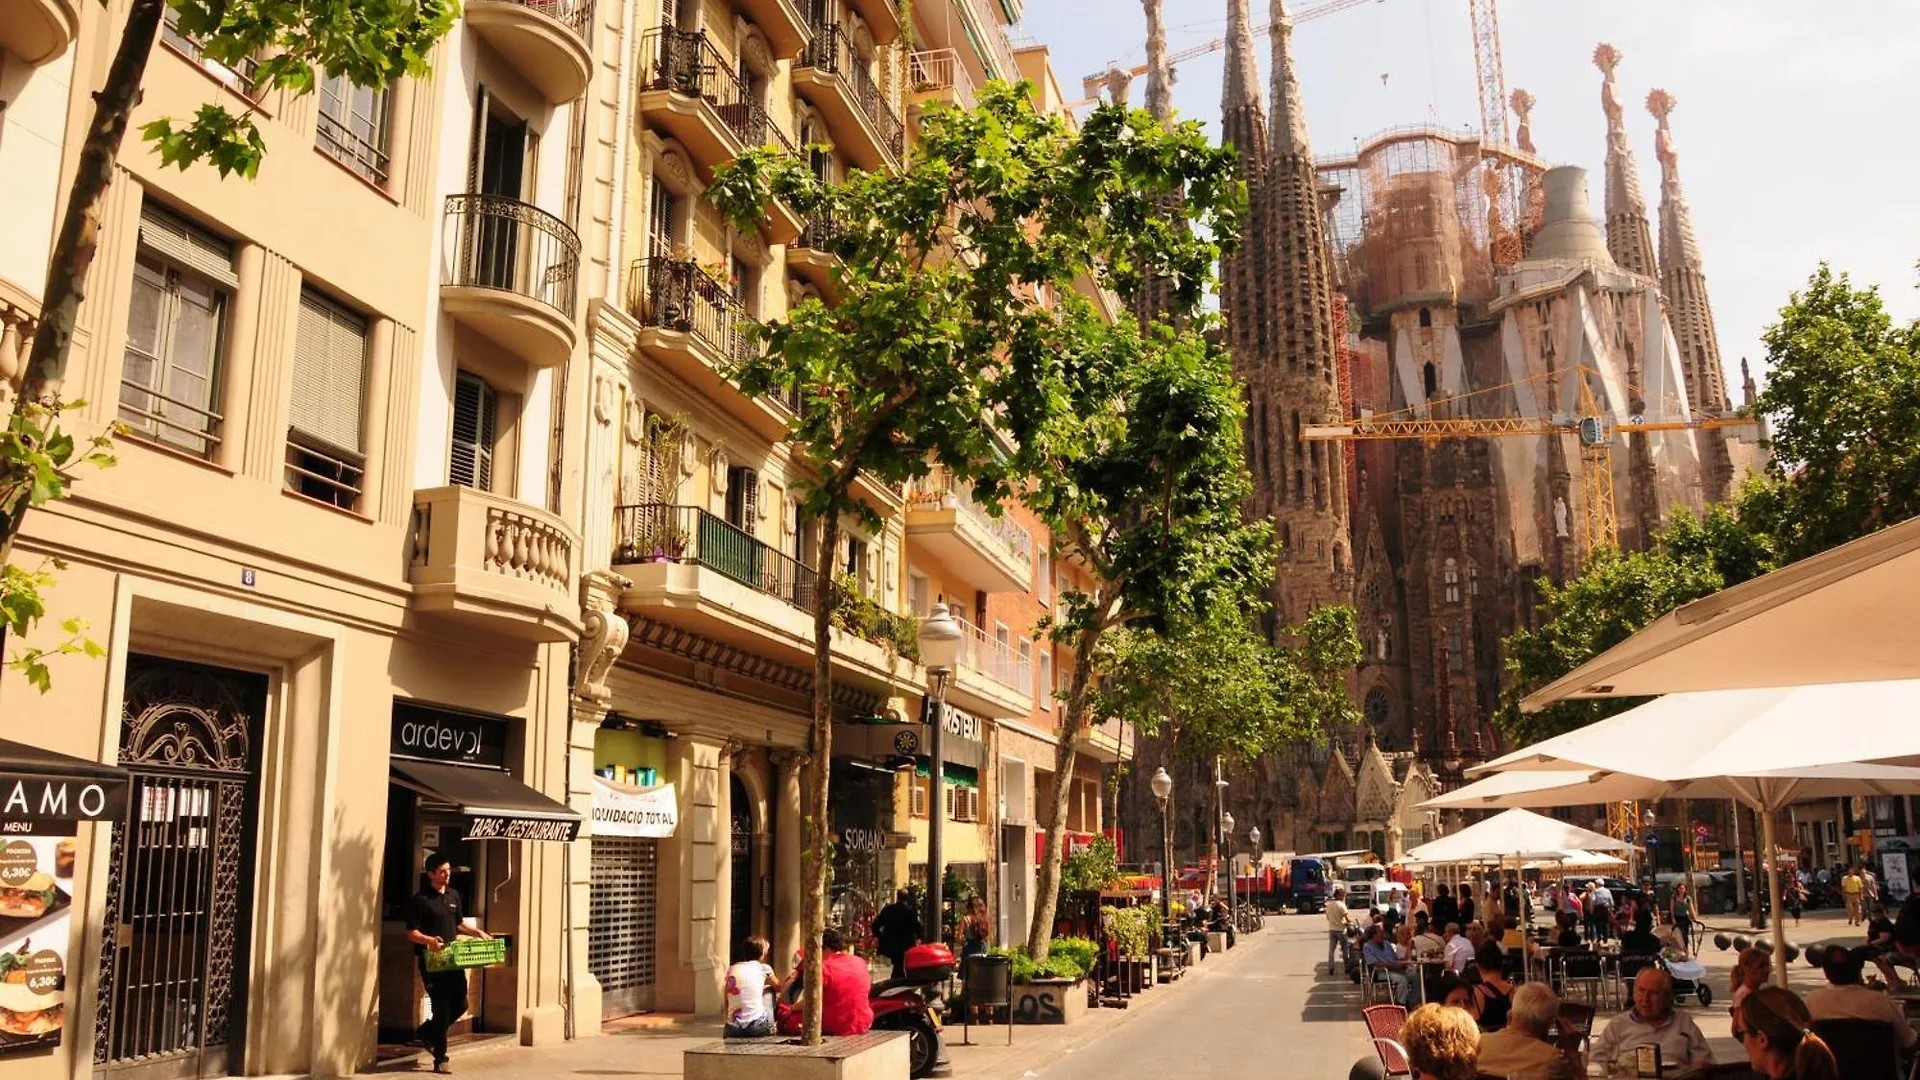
[1222,810,1236,936]
[918,604,964,944]
[1150,766,1174,924]
[1248,826,1262,917]
[1212,763,1228,903]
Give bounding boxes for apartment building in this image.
[0,0,1124,1066]
[0,0,599,1074]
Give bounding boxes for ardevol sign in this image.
[390,702,508,767]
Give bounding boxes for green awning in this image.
[913,763,978,788]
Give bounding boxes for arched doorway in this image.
[730,775,754,950]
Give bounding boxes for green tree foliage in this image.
[1498,260,1920,743]
[707,82,1242,1039]
[5,0,454,689]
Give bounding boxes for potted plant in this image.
[991,936,1096,1025]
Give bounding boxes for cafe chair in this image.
[1558,949,1604,1007]
[1809,1018,1900,1080]
[1552,1000,1594,1076]
[1364,1005,1411,1078]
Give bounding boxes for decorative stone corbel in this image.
[622,398,646,444]
[576,570,633,704]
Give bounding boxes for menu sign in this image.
[0,774,127,837]
[0,838,72,1055]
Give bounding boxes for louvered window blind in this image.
[450,371,498,490]
[285,290,369,509]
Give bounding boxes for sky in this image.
[1007,0,1920,389]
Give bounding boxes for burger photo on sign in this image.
[0,981,60,1038]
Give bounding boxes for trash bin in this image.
[962,953,1012,1045]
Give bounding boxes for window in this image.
[1418,306,1432,328]
[1443,558,1461,604]
[907,571,931,618]
[910,776,929,818]
[162,6,259,95]
[1468,564,1480,597]
[450,371,499,490]
[1036,547,1051,606]
[843,535,868,585]
[1447,623,1464,672]
[1017,639,1031,685]
[945,784,978,823]
[1038,651,1053,710]
[286,289,370,509]
[1423,361,1438,398]
[725,464,759,531]
[649,178,679,256]
[318,72,391,184]
[994,622,1010,658]
[120,205,233,458]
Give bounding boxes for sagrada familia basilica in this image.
[1117,0,1767,865]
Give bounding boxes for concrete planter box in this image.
[1186,942,1203,966]
[684,1032,909,1080]
[1010,977,1089,1024]
[1206,931,1228,953]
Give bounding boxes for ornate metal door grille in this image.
[95,656,265,1080]
[587,838,657,1019]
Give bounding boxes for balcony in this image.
[0,0,77,65]
[793,24,903,171]
[845,0,901,45]
[788,210,844,298]
[627,256,793,441]
[908,48,975,113]
[945,612,1033,720]
[635,27,805,242]
[905,466,1033,594]
[409,486,582,643]
[728,0,810,59]
[440,194,580,369]
[612,504,920,694]
[466,0,593,104]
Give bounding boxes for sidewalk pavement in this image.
[369,936,1268,1080]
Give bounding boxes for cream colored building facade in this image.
[0,0,1116,1071]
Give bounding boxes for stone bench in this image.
[684,1031,909,1080]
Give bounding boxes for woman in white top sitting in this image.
[723,936,790,1038]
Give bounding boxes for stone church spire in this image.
[1593,44,1657,279]
[1649,87,1735,502]
[1268,0,1312,155]
[1217,0,1270,364]
[1141,0,1174,125]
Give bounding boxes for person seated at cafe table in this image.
[1475,982,1577,1080]
[1803,944,1915,1050]
[1554,911,1584,950]
[1619,907,1664,955]
[1590,967,1712,1072]
[1739,986,1841,1080]
[1411,911,1446,958]
[1443,922,1476,974]
[1363,922,1418,1009]
[1402,1003,1482,1080]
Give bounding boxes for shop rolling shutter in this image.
[138,204,238,289]
[589,836,657,1018]
[449,372,496,489]
[291,290,369,454]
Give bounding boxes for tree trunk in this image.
[1024,620,1103,961]
[801,512,841,1046]
[21,0,165,411]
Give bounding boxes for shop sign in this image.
[0,838,73,1054]
[465,816,580,842]
[591,779,678,838]
[0,775,127,837]
[919,701,987,769]
[392,704,508,767]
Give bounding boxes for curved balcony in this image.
[440,194,580,369]
[0,0,78,65]
[465,0,594,104]
[793,23,903,171]
[627,256,793,441]
[729,0,810,59]
[409,486,582,642]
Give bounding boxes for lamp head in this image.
[1249,826,1261,848]
[918,602,964,674]
[1149,766,1173,802]
[1222,811,1235,834]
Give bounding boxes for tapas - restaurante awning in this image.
[390,759,582,843]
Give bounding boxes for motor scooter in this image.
[778,943,951,1078]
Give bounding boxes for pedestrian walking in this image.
[1841,866,1865,925]
[407,851,493,1074]
[1324,887,1350,973]
[1671,882,1697,953]
[871,890,922,978]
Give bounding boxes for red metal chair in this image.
[1364,1004,1411,1077]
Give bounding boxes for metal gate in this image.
[587,837,657,1019]
[95,656,265,1080]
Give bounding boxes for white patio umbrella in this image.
[1450,710,1920,985]
[1520,515,1920,710]
[1522,850,1627,871]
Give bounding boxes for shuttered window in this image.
[1038,651,1053,710]
[120,205,232,458]
[725,465,759,530]
[285,289,369,509]
[450,371,498,490]
[909,777,928,818]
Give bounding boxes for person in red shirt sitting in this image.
[798,927,873,1036]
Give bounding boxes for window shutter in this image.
[291,290,369,454]
[450,372,496,489]
[944,784,956,821]
[910,777,927,818]
[139,204,237,289]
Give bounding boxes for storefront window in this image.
[829,760,896,956]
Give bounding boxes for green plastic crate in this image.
[425,937,507,972]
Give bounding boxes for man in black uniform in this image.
[407,852,491,1073]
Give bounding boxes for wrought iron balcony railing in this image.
[798,23,904,161]
[615,503,818,612]
[441,193,580,320]
[626,256,759,363]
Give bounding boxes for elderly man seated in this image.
[1476,982,1577,1080]
[1362,922,1418,1009]
[1591,967,1712,1072]
[1805,944,1916,1050]
[1443,922,1475,974]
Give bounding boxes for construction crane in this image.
[1300,370,1760,553]
[1076,0,1384,108]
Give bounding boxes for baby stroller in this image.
[1660,953,1713,1006]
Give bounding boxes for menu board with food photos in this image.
[0,837,72,1054]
